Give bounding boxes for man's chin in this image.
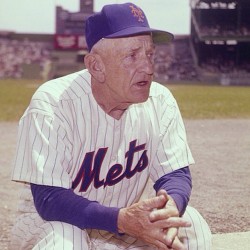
[132,94,150,104]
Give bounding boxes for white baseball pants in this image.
[9,206,211,250]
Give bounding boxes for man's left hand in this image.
[149,189,190,250]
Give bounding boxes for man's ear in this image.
[84,53,105,83]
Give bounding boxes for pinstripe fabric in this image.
[180,206,212,250]
[10,199,211,250]
[12,69,194,208]
[9,69,211,249]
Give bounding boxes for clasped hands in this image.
[118,189,191,250]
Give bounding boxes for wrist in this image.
[117,208,126,234]
[167,195,180,217]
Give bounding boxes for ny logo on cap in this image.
[130,5,145,22]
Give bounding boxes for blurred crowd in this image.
[154,39,198,82]
[0,38,52,78]
[200,57,250,74]
[0,36,249,81]
[0,36,198,81]
[193,1,236,9]
[200,24,250,37]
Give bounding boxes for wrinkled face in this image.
[101,35,155,106]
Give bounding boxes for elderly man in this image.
[10,3,211,250]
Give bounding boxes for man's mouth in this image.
[135,80,149,86]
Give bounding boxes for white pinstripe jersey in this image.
[12,69,194,209]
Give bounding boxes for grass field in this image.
[0,79,250,121]
[167,83,250,119]
[0,79,41,121]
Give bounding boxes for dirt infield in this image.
[1,120,250,249]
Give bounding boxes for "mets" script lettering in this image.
[72,140,148,191]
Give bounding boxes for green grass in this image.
[167,83,250,119]
[0,79,249,121]
[0,79,42,121]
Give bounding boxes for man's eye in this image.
[129,53,136,59]
[147,52,155,61]
[148,52,153,58]
[124,53,137,63]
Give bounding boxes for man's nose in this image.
[141,55,154,75]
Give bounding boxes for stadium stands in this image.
[0,34,197,82]
[190,0,250,84]
[1,0,250,85]
[0,37,52,79]
[154,37,198,82]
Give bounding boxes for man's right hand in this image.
[117,195,190,250]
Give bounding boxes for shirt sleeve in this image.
[153,166,192,216]
[12,111,73,189]
[31,183,120,234]
[150,91,194,182]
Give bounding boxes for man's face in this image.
[102,34,155,106]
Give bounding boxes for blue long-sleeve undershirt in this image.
[154,166,192,216]
[30,166,192,233]
[31,184,120,234]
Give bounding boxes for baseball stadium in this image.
[0,0,249,249]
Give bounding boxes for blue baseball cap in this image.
[85,2,174,51]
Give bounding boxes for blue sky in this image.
[0,0,190,35]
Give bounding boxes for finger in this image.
[155,217,191,229]
[150,208,176,222]
[157,189,169,199]
[142,194,167,211]
[170,236,187,250]
[141,230,173,250]
[165,227,178,247]
[157,190,178,208]
[145,226,179,250]
[153,239,172,250]
[154,233,178,250]
[156,189,169,210]
[149,204,179,222]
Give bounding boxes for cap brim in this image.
[105,27,174,44]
